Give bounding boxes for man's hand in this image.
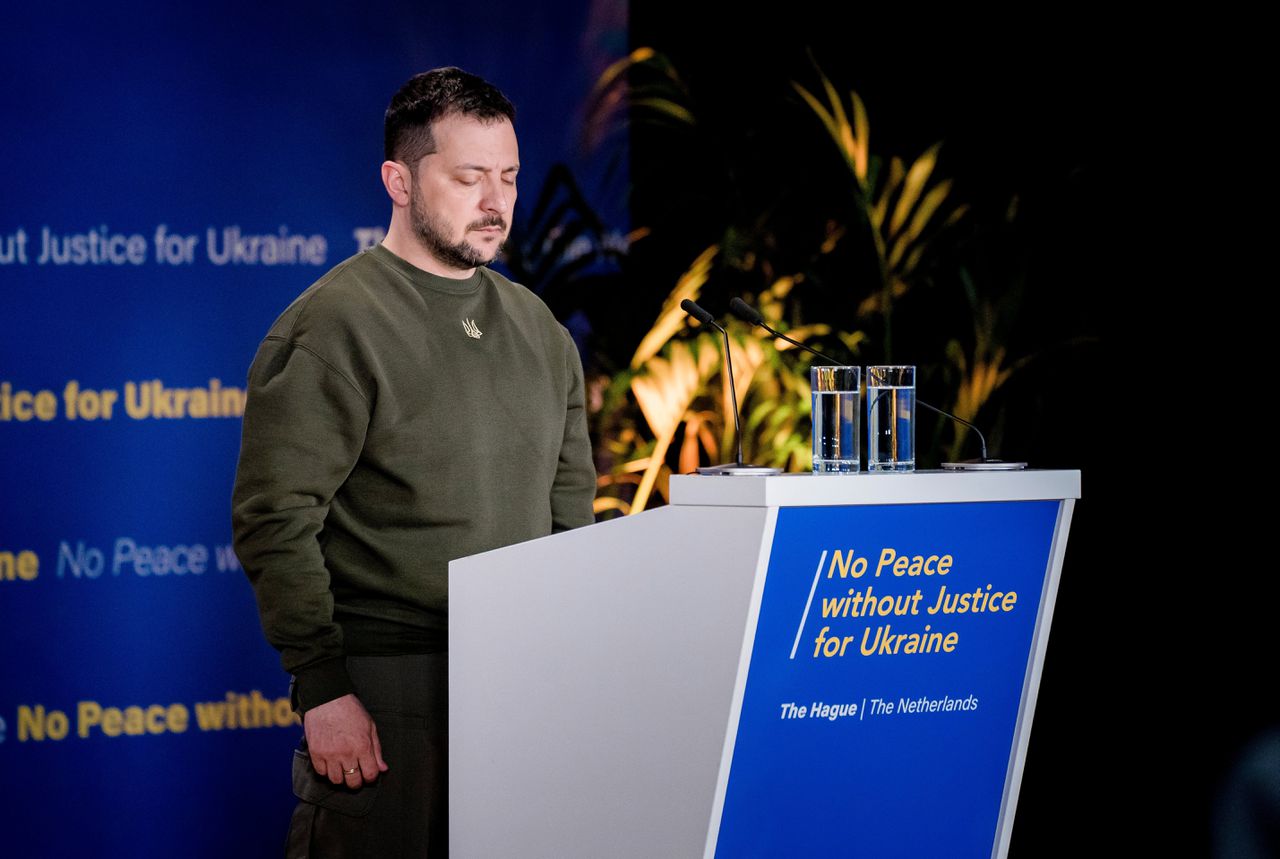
[303,693,389,789]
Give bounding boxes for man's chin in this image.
[465,237,506,264]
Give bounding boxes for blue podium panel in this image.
[713,501,1060,858]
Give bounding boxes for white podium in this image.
[450,471,1080,858]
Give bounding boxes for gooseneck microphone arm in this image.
[728,298,840,366]
[728,297,991,463]
[680,299,744,466]
[915,399,988,461]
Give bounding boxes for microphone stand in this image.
[680,299,782,475]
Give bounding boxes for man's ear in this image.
[381,160,412,207]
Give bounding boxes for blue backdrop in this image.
[0,3,625,855]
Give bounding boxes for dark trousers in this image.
[285,653,448,858]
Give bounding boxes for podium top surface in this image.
[668,469,1081,507]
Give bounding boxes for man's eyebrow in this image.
[454,163,520,172]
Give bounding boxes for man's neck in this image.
[380,223,477,280]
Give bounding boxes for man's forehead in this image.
[427,113,518,161]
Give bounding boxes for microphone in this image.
[726,297,764,326]
[680,298,718,327]
[729,297,1024,470]
[679,299,781,476]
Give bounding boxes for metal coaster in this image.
[941,460,1027,471]
[695,464,785,476]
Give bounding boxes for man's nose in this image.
[481,177,512,214]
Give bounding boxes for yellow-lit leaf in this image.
[819,222,846,254]
[679,414,703,474]
[944,205,969,228]
[589,47,655,103]
[655,464,672,501]
[904,180,953,244]
[630,245,718,368]
[851,90,870,181]
[871,158,905,230]
[791,83,840,147]
[820,71,850,149]
[593,497,631,515]
[889,144,940,237]
[630,433,673,514]
[631,341,702,437]
[904,244,925,274]
[630,97,696,125]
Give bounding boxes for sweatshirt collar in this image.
[369,244,485,296]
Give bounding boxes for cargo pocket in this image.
[290,748,379,816]
[285,748,383,858]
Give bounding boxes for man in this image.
[232,67,597,856]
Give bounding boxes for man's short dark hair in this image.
[384,67,516,166]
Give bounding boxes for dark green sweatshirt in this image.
[232,244,596,711]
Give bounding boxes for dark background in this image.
[626,11,1268,854]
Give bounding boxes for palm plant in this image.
[792,60,967,358]
[584,49,1053,514]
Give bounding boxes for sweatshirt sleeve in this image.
[550,325,597,532]
[231,335,371,712]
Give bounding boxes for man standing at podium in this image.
[232,67,596,856]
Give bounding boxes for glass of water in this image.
[810,366,860,473]
[866,365,915,472]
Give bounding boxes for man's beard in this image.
[410,189,507,271]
